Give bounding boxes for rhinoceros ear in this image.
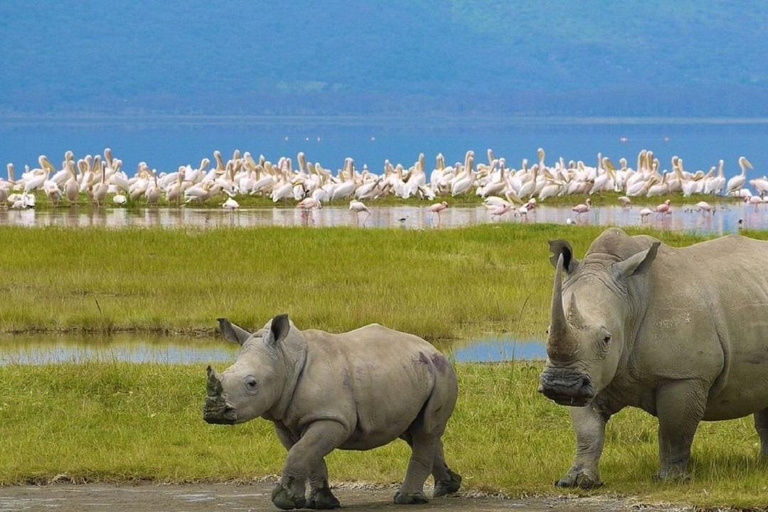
[264,313,291,346]
[548,239,579,274]
[217,318,252,345]
[613,242,661,279]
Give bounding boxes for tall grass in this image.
[0,224,756,339]
[0,362,766,508]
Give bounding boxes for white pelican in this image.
[726,157,752,195]
[222,197,240,210]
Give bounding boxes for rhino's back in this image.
[293,325,455,449]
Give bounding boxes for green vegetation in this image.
[24,190,742,211]
[1,361,766,508]
[0,224,741,339]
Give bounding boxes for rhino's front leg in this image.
[307,459,340,510]
[272,421,349,511]
[556,403,608,489]
[655,380,706,482]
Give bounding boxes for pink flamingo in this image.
[571,198,591,220]
[618,196,631,208]
[297,197,322,210]
[746,195,762,212]
[655,199,671,218]
[696,201,713,215]
[428,201,448,224]
[490,203,513,221]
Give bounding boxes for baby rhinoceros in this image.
[203,313,461,510]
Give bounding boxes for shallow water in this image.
[0,333,545,365]
[0,202,764,234]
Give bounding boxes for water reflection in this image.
[0,333,238,366]
[0,202,761,234]
[0,333,545,365]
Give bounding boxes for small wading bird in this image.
[428,201,448,223]
[655,199,672,218]
[571,198,591,220]
[696,201,713,215]
[490,202,513,220]
[349,200,370,225]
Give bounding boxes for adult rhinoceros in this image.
[204,313,461,510]
[538,227,768,487]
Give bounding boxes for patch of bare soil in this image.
[0,481,700,512]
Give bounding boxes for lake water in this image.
[2,117,768,181]
[0,202,763,235]
[0,333,546,365]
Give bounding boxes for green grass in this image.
[24,190,741,210]
[1,361,767,508]
[0,224,739,340]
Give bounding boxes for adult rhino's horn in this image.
[549,255,567,339]
[206,365,223,396]
[547,255,578,361]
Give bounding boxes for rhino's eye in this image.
[603,334,612,344]
[244,376,258,391]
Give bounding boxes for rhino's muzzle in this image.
[203,396,237,424]
[538,367,595,407]
[203,365,237,424]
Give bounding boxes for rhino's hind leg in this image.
[394,430,435,505]
[754,408,768,458]
[307,459,341,510]
[432,440,461,497]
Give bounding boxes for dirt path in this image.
[0,481,697,512]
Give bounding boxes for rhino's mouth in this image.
[543,393,592,407]
[537,367,595,407]
[203,396,237,425]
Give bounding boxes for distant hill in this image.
[2,1,767,117]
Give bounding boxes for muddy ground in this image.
[0,480,701,512]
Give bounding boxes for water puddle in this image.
[0,202,763,234]
[0,333,545,365]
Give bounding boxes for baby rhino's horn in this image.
[206,366,224,395]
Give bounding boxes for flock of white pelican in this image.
[1,149,765,220]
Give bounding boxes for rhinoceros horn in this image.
[547,255,579,361]
[206,365,224,396]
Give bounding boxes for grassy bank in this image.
[0,362,766,508]
[24,190,741,210]
[0,224,740,339]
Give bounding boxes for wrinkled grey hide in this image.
[539,228,768,487]
[204,314,460,510]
